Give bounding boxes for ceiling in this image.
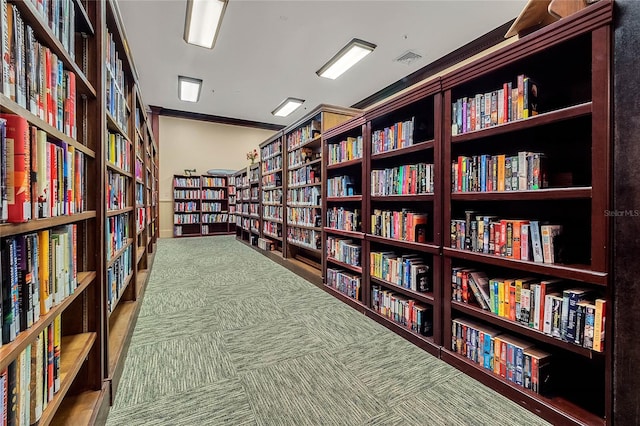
[117,0,528,127]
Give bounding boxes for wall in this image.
[159,115,275,238]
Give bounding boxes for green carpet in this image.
[106,236,550,426]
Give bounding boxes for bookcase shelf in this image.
[326,157,363,170]
[324,228,365,239]
[450,102,592,144]
[326,195,362,202]
[289,158,322,172]
[38,332,98,426]
[370,276,435,305]
[443,248,607,285]
[72,0,96,35]
[367,235,440,255]
[106,111,131,138]
[0,94,96,158]
[326,257,363,274]
[0,211,97,237]
[107,206,134,217]
[51,388,106,426]
[370,194,434,202]
[450,187,592,201]
[370,139,434,160]
[440,349,604,426]
[450,300,600,358]
[365,308,440,357]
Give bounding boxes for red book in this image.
[0,114,31,222]
[65,71,76,139]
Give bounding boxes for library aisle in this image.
[106,236,550,425]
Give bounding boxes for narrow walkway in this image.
[106,236,550,426]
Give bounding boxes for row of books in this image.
[263,221,282,237]
[106,29,128,132]
[262,173,281,189]
[263,206,283,221]
[452,152,547,193]
[451,213,563,264]
[228,176,236,187]
[106,171,128,211]
[27,0,76,58]
[1,227,77,345]
[371,285,432,336]
[174,225,197,237]
[201,176,226,187]
[327,175,357,197]
[261,156,282,174]
[451,75,538,136]
[287,186,320,206]
[370,251,430,293]
[326,237,361,267]
[202,189,225,200]
[107,132,131,172]
[173,213,199,224]
[452,318,549,394]
[371,163,434,196]
[287,228,320,250]
[452,269,606,351]
[287,207,321,228]
[261,140,281,160]
[262,189,282,204]
[286,119,320,151]
[2,5,77,139]
[326,207,360,232]
[288,147,314,169]
[107,245,132,313]
[371,118,415,155]
[287,165,320,187]
[326,268,360,301]
[371,209,428,243]
[202,202,224,212]
[250,187,259,198]
[173,177,200,188]
[257,238,276,251]
[0,316,62,426]
[1,115,86,222]
[327,136,363,166]
[249,203,259,215]
[173,190,199,200]
[249,167,260,182]
[106,213,129,260]
[240,188,250,200]
[202,213,228,224]
[174,201,198,212]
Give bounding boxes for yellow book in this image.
[593,299,606,352]
[498,280,505,317]
[497,155,506,191]
[38,230,51,314]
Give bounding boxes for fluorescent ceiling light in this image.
[272,98,305,117]
[178,76,202,102]
[184,0,228,49]
[317,38,376,80]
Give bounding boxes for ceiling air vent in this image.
[395,50,422,66]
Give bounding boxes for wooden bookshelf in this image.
[201,174,234,236]
[259,132,284,252]
[284,105,361,273]
[172,174,202,237]
[440,3,613,423]
[0,0,116,422]
[234,168,250,242]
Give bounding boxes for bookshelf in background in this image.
[283,105,360,276]
[248,162,261,246]
[259,132,284,253]
[439,4,612,424]
[0,0,107,423]
[364,79,442,353]
[201,174,233,236]
[172,174,201,237]
[228,174,237,230]
[235,168,250,242]
[322,115,367,308]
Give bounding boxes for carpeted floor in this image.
[106,236,550,426]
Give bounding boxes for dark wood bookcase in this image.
[259,132,284,252]
[201,174,234,236]
[234,168,250,242]
[172,174,201,237]
[248,162,261,246]
[0,0,157,423]
[282,105,360,279]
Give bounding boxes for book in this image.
[541,225,563,264]
[523,347,552,394]
[0,114,31,222]
[593,298,606,352]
